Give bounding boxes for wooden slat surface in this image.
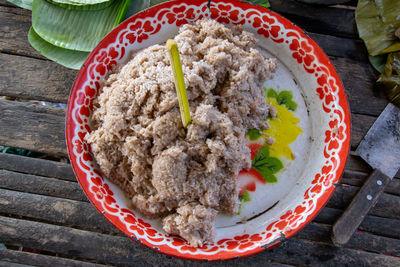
[297,223,400,256]
[327,185,400,220]
[1,1,399,266]
[342,170,400,196]
[0,6,42,58]
[0,261,30,267]
[0,169,86,201]
[0,250,105,267]
[308,32,368,62]
[0,99,66,156]
[0,188,119,235]
[0,53,77,103]
[269,0,357,37]
[345,153,400,180]
[0,153,75,180]
[315,207,400,240]
[1,216,399,266]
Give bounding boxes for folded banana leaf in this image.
[47,0,114,10]
[28,27,89,69]
[356,0,400,108]
[374,0,398,23]
[369,54,387,73]
[355,0,400,56]
[123,0,151,20]
[377,52,400,107]
[32,0,132,52]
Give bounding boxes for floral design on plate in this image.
[238,88,302,204]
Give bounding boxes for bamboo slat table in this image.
[1,0,400,266]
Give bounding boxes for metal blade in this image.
[356,103,400,178]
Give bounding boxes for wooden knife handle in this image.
[332,169,391,245]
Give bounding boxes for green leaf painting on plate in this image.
[251,146,283,183]
[239,190,251,202]
[246,128,262,141]
[32,0,132,52]
[265,88,297,111]
[240,87,302,204]
[242,87,302,201]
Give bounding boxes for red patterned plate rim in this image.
[66,0,351,261]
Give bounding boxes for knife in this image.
[332,103,400,245]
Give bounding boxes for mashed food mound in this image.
[86,19,277,247]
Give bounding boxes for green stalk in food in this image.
[166,39,191,128]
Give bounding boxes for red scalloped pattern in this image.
[66,0,350,260]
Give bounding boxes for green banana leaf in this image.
[46,0,114,10]
[7,0,33,10]
[246,0,270,8]
[377,52,400,107]
[374,0,398,23]
[355,0,400,56]
[150,0,169,4]
[32,0,132,52]
[369,54,387,73]
[28,27,89,70]
[124,0,150,19]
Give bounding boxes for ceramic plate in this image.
[66,0,350,260]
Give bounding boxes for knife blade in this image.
[332,103,400,245]
[356,103,400,178]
